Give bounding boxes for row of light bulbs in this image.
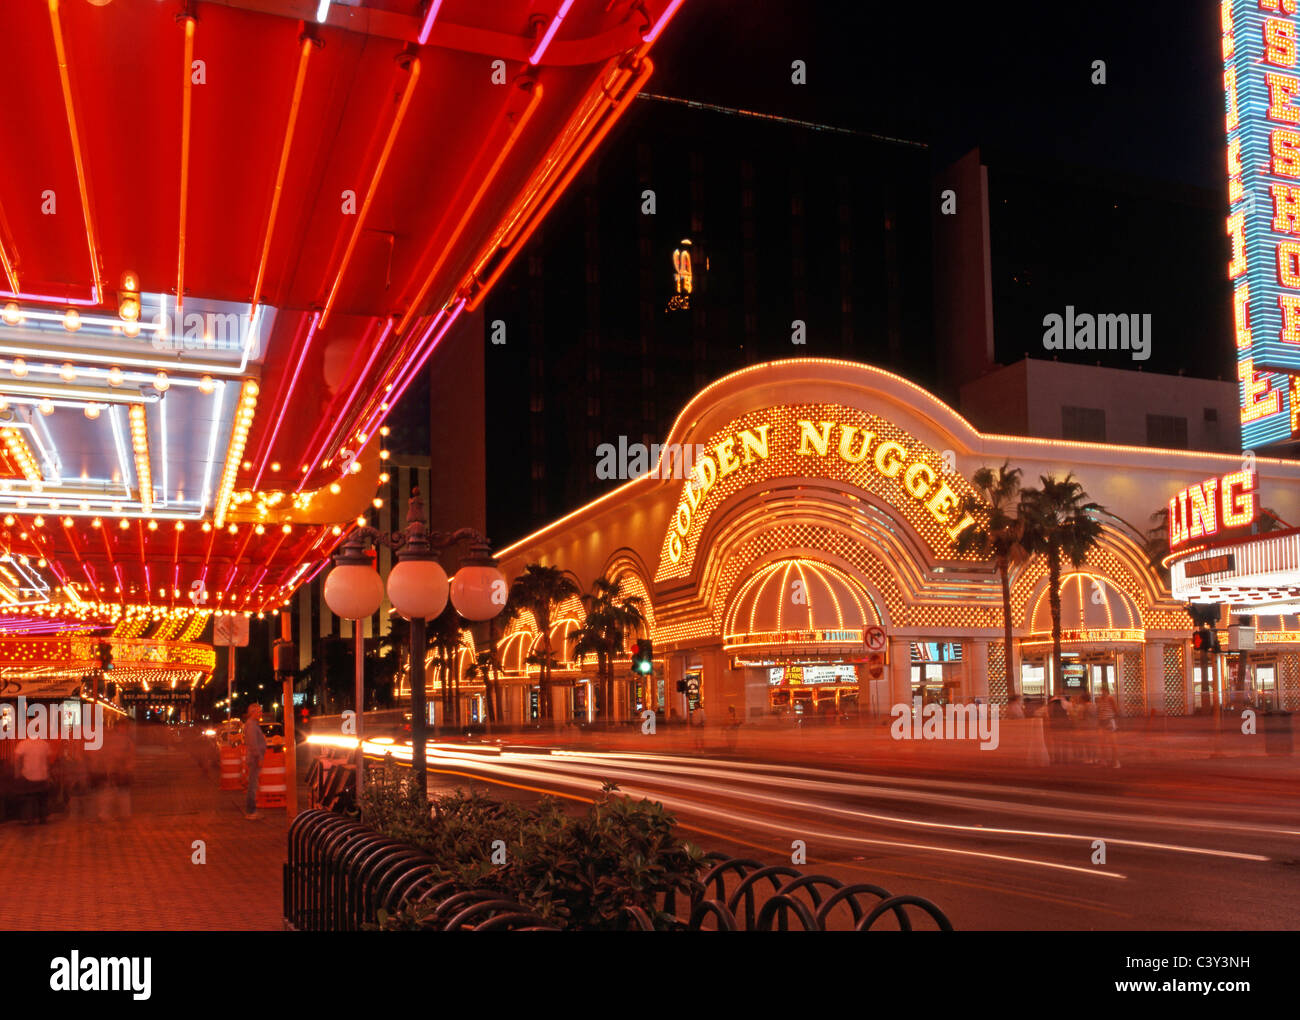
[0,359,216,395]
[213,380,260,528]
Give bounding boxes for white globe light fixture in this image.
[322,489,503,794]
[323,531,386,797]
[323,559,384,620]
[450,543,507,621]
[386,557,448,620]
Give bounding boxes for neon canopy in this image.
[0,0,687,621]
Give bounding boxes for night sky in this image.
[650,1,1226,190]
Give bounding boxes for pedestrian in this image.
[1078,692,1099,764]
[1096,685,1121,768]
[725,705,740,753]
[243,704,268,819]
[1004,694,1025,719]
[691,704,707,751]
[103,722,136,817]
[1047,695,1072,764]
[14,734,53,824]
[62,740,91,820]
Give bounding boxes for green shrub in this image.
[362,759,706,930]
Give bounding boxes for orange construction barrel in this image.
[219,746,245,790]
[256,747,287,809]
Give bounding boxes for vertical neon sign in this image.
[1223,0,1300,447]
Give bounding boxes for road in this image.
[351,737,1300,930]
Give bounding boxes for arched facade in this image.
[495,359,1300,722]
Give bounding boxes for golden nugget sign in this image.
[664,415,977,563]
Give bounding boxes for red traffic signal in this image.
[1192,627,1219,652]
[630,639,654,675]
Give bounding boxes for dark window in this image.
[1147,414,1188,449]
[1204,407,1218,423]
[1061,406,1106,442]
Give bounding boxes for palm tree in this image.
[426,604,467,727]
[464,648,500,725]
[508,563,579,722]
[1019,474,1106,697]
[569,575,648,722]
[955,462,1028,699]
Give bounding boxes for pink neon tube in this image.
[346,301,464,469]
[642,0,686,45]
[252,310,321,490]
[529,0,575,65]
[417,0,445,45]
[295,317,394,492]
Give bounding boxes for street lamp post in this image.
[323,488,506,801]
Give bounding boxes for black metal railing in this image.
[285,810,953,931]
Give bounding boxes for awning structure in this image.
[0,0,689,667]
[1020,572,1145,650]
[1170,528,1300,615]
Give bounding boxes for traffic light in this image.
[631,639,654,675]
[1192,626,1220,653]
[97,641,114,671]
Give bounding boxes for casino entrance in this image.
[911,641,962,706]
[1019,573,1143,706]
[721,558,883,721]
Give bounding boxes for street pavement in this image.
[0,731,288,931]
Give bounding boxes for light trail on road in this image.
[312,736,1278,877]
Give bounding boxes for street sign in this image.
[213,615,250,647]
[865,626,886,653]
[120,689,192,703]
[866,652,884,680]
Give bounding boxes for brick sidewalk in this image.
[0,734,290,931]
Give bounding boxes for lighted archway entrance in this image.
[723,558,881,719]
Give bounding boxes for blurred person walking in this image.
[1096,684,1121,768]
[691,704,707,752]
[724,705,741,753]
[14,734,53,824]
[1047,695,1072,764]
[103,722,136,818]
[61,741,91,819]
[1078,692,1099,764]
[243,704,267,819]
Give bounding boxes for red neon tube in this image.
[319,58,422,331]
[295,317,391,492]
[251,37,314,319]
[251,310,320,490]
[468,59,653,309]
[396,81,543,336]
[47,0,105,306]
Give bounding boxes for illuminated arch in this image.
[723,558,880,639]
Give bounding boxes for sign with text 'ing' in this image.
[1168,470,1257,549]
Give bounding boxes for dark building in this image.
[481,94,933,543]
[935,146,1234,396]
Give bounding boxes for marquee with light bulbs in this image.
[0,0,689,658]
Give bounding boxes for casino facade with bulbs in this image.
[492,361,1300,723]
[0,0,687,713]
